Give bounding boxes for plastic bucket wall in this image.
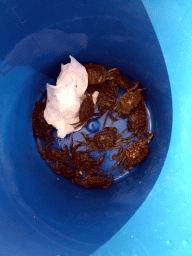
[0,1,191,256]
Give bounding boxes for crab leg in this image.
[89,111,105,122]
[92,168,109,177]
[119,157,126,173]
[36,139,42,151]
[102,106,118,128]
[109,155,126,172]
[37,90,47,101]
[93,153,105,168]
[116,128,127,139]
[123,162,132,172]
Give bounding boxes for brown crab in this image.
[36,139,68,162]
[49,161,113,188]
[48,161,82,183]
[80,174,113,188]
[85,83,102,95]
[84,63,117,85]
[71,93,95,129]
[108,68,134,90]
[32,91,55,141]
[109,132,154,173]
[79,127,129,152]
[111,82,147,122]
[127,96,148,135]
[63,136,107,177]
[90,80,119,127]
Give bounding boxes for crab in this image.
[109,132,154,173]
[84,63,117,85]
[111,82,147,122]
[127,96,148,136]
[32,91,55,141]
[79,173,113,188]
[48,161,113,188]
[36,138,68,162]
[71,93,95,129]
[91,80,119,127]
[85,83,102,95]
[63,136,107,177]
[108,68,134,90]
[79,127,130,152]
[48,161,82,183]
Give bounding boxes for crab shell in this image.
[54,164,80,181]
[118,90,143,115]
[111,69,134,90]
[124,142,150,167]
[32,101,54,140]
[128,109,147,132]
[84,63,109,85]
[93,127,117,150]
[96,81,117,111]
[32,102,47,130]
[80,95,94,120]
[83,174,113,188]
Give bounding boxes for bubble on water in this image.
[139,181,142,184]
[182,240,189,246]
[166,240,172,246]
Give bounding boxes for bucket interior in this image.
[0,0,172,255]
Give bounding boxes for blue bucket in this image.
[0,0,191,255]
